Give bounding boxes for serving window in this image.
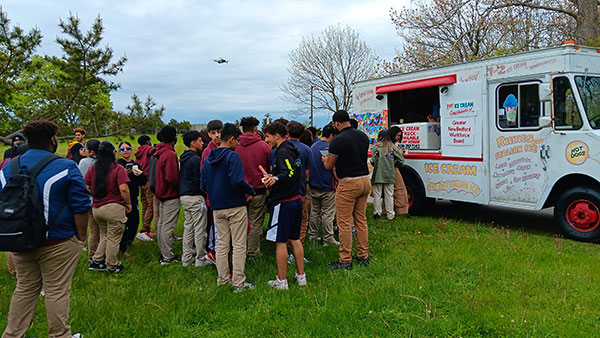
[496,82,541,130]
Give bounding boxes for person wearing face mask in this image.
[1,120,90,338]
[117,141,147,258]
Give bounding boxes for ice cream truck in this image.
[353,42,600,242]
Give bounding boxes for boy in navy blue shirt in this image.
[201,123,255,292]
[1,120,90,338]
[308,123,339,246]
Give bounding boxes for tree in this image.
[491,0,598,45]
[123,93,165,134]
[0,7,42,133]
[168,118,191,134]
[282,24,376,117]
[382,0,575,74]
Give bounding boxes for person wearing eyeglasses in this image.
[117,141,147,258]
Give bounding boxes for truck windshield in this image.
[575,76,600,129]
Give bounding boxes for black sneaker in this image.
[88,260,107,271]
[107,264,124,273]
[159,255,179,265]
[352,256,370,266]
[328,261,353,270]
[373,214,380,220]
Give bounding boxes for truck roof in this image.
[356,44,600,86]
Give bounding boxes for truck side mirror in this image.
[539,83,552,102]
[539,115,552,128]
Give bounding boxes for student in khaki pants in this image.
[202,123,256,292]
[84,141,132,273]
[2,120,91,338]
[323,110,372,270]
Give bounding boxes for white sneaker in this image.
[295,272,307,286]
[136,232,152,242]
[72,334,83,338]
[287,253,295,265]
[195,258,212,267]
[323,238,340,246]
[268,276,289,290]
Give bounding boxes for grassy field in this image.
[2,137,600,336]
[1,201,600,337]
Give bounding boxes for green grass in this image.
[1,203,600,337]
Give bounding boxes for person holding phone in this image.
[117,141,147,258]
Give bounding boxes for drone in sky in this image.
[213,58,229,64]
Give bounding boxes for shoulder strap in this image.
[30,155,62,178]
[9,155,21,175]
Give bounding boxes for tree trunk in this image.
[574,0,599,44]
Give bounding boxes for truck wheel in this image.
[403,173,434,215]
[554,187,600,242]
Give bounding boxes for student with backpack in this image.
[84,141,132,273]
[0,120,90,338]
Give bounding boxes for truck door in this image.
[489,81,550,207]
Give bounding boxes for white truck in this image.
[353,42,600,241]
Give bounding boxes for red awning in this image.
[376,74,457,94]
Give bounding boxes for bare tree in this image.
[282,24,376,118]
[381,0,576,75]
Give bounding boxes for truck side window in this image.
[497,82,540,130]
[553,77,582,130]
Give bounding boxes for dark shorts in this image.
[268,199,302,243]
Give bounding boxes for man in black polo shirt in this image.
[323,110,371,270]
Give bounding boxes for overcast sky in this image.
[4,0,407,128]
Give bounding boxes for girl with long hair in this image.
[84,141,132,273]
[370,130,404,220]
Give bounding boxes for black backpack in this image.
[0,154,62,252]
[148,145,157,193]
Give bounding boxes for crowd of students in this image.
[1,110,412,337]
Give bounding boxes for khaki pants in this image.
[300,194,309,244]
[153,195,161,229]
[6,252,15,275]
[180,195,208,263]
[246,193,267,256]
[308,188,336,242]
[373,183,395,219]
[394,168,409,215]
[92,203,127,269]
[157,198,181,260]
[213,206,248,288]
[3,236,83,338]
[87,210,99,259]
[140,182,155,232]
[336,176,371,263]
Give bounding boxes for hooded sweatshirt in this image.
[154,142,179,201]
[201,147,255,210]
[179,149,203,196]
[134,144,153,175]
[268,140,302,205]
[236,133,271,192]
[201,141,218,169]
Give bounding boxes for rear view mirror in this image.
[539,83,552,102]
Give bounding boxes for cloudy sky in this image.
[4,0,407,127]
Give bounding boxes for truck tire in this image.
[554,186,600,242]
[402,172,434,215]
